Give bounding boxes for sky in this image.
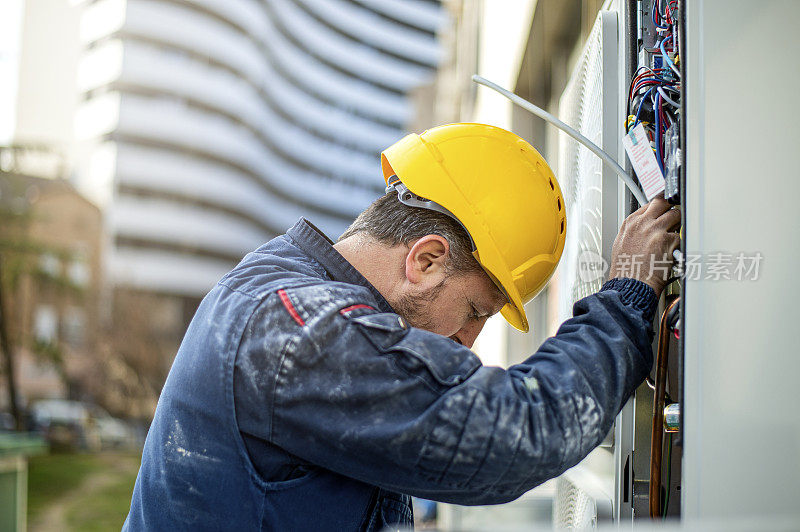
[0,0,24,144]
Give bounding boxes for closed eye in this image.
[469,303,484,321]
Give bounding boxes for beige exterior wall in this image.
[0,172,102,409]
[430,4,612,526]
[423,0,608,370]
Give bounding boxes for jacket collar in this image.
[286,218,394,314]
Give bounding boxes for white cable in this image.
[472,75,648,206]
[657,86,680,108]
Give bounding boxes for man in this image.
[124,124,679,530]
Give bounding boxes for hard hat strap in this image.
[386,176,476,252]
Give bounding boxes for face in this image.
[393,271,506,347]
[389,235,507,348]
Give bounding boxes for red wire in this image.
[632,80,662,94]
[668,1,679,24]
[661,0,679,25]
[629,68,668,100]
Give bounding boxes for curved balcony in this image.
[115,42,382,181]
[110,195,269,258]
[114,142,363,232]
[349,0,446,33]
[268,0,431,92]
[121,0,410,126]
[115,145,300,231]
[109,246,239,296]
[111,91,381,194]
[77,0,444,296]
[294,0,440,66]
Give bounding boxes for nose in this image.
[454,318,487,349]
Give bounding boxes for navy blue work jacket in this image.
[124,218,657,531]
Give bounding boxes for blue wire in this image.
[634,88,654,128]
[652,0,670,29]
[660,36,681,77]
[638,76,668,83]
[654,92,665,174]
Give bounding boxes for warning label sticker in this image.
[622,123,666,201]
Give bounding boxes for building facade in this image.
[0,163,103,413]
[2,0,449,414]
[74,0,447,300]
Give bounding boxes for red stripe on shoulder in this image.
[339,304,375,316]
[277,289,305,326]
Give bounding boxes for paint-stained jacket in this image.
[124,218,658,531]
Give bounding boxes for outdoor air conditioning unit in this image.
[552,7,631,527]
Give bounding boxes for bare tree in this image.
[0,257,22,429]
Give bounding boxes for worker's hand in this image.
[607,197,681,297]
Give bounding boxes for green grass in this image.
[27,453,106,521]
[64,457,140,532]
[27,451,141,530]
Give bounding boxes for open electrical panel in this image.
[550,1,687,524]
[627,0,685,521]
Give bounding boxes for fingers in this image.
[628,197,671,224]
[633,201,649,216]
[666,232,680,253]
[645,197,673,218]
[633,192,661,214]
[655,225,680,254]
[625,201,680,234]
[655,207,681,231]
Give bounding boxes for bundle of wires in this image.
[626,0,681,175]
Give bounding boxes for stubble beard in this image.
[389,278,447,332]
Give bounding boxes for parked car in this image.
[94,412,132,449]
[0,412,15,431]
[29,400,134,451]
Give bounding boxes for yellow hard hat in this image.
[381,123,566,332]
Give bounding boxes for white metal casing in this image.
[682,0,800,525]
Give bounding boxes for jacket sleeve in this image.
[235,278,656,505]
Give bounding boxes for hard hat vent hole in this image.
[549,179,554,190]
[557,197,562,211]
[560,220,565,234]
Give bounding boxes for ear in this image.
[405,235,449,287]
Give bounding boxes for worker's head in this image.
[339,192,507,347]
[378,123,567,333]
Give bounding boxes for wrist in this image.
[606,267,663,299]
[642,278,663,298]
[601,277,659,320]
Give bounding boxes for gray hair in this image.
[339,192,482,275]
